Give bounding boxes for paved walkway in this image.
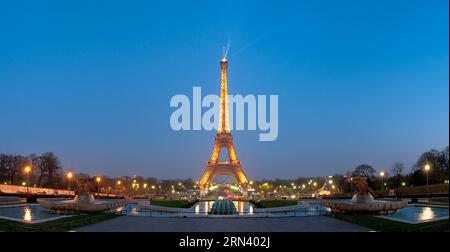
[75,216,371,232]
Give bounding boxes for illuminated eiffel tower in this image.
[198,51,249,191]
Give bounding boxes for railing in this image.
[0,184,123,199]
[0,184,74,196]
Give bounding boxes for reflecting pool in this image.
[119,201,326,217]
[0,204,69,223]
[379,205,448,223]
[194,201,254,215]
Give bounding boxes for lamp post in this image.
[380,171,385,195]
[424,164,430,198]
[350,177,353,193]
[24,165,31,195]
[67,171,73,195]
[116,180,121,196]
[328,179,333,197]
[96,177,101,194]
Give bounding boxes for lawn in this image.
[378,183,449,195]
[0,213,118,232]
[251,200,297,208]
[150,200,196,208]
[331,213,449,232]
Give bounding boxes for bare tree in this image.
[415,147,449,183]
[0,154,8,183]
[391,162,404,177]
[389,162,404,188]
[37,152,62,188]
[438,146,449,181]
[352,164,376,178]
[1,155,26,184]
[352,164,376,185]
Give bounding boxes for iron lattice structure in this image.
[198,56,249,190]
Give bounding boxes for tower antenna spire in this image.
[222,46,227,61]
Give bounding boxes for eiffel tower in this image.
[198,52,249,191]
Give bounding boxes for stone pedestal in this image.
[351,192,374,203]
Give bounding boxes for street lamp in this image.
[350,177,353,192]
[116,180,122,196]
[67,171,73,195]
[424,164,430,198]
[380,171,385,193]
[96,177,101,194]
[24,165,31,195]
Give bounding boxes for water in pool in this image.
[194,201,254,215]
[119,201,326,217]
[269,203,327,217]
[0,204,65,223]
[117,203,180,217]
[383,205,449,223]
[119,201,253,217]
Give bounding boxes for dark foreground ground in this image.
[75,216,372,232]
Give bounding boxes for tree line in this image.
[349,146,449,190]
[0,146,448,192]
[0,152,62,188]
[248,146,449,193]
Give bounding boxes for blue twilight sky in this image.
[0,0,448,180]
